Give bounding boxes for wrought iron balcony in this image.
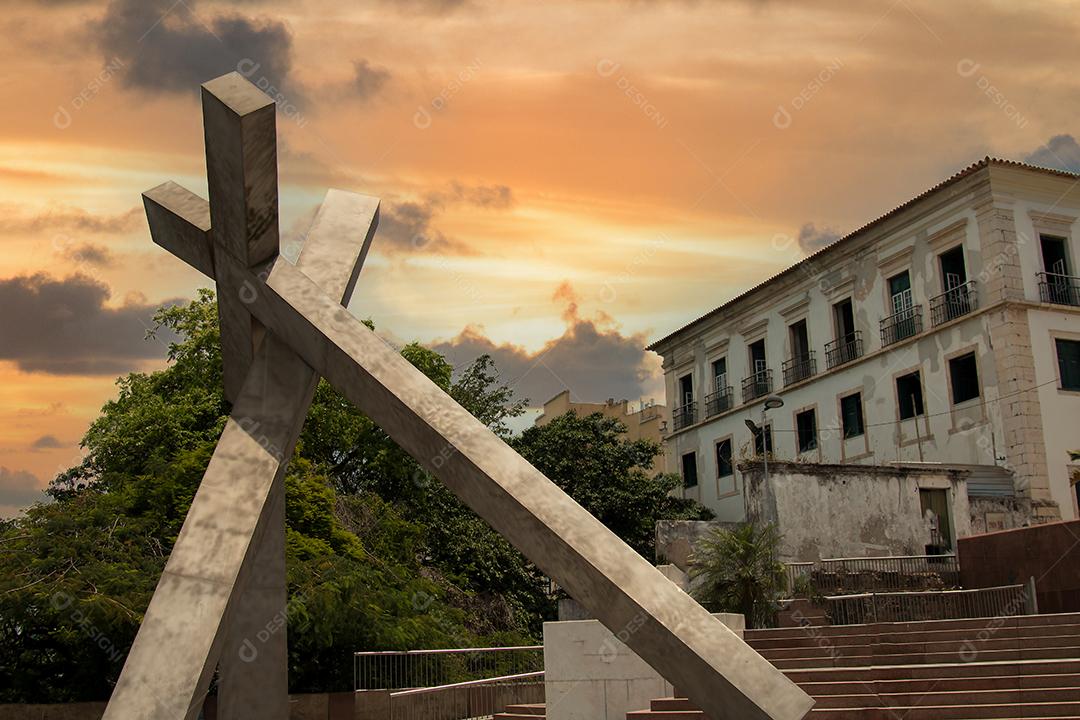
[930,281,977,326]
[741,369,773,404]
[880,306,923,347]
[782,351,817,386]
[704,386,733,418]
[1038,272,1080,307]
[672,401,697,431]
[825,332,863,369]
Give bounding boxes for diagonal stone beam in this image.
[187,250,817,720]
[104,189,379,720]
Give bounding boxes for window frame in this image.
[840,392,865,439]
[947,351,981,405]
[896,370,926,421]
[681,451,698,489]
[1055,337,1080,392]
[795,408,818,454]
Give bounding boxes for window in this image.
[748,339,767,375]
[896,371,925,420]
[949,352,980,404]
[715,439,733,477]
[1057,339,1080,391]
[681,452,698,488]
[753,424,773,456]
[711,357,728,390]
[796,409,817,453]
[678,373,694,407]
[841,393,864,438]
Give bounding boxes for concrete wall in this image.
[655,519,740,569]
[543,613,744,720]
[742,460,972,562]
[0,694,358,720]
[959,519,1080,614]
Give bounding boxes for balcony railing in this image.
[1038,271,1080,307]
[672,401,697,431]
[825,332,864,369]
[782,351,817,386]
[741,369,773,404]
[704,386,733,418]
[880,306,923,347]
[930,281,977,326]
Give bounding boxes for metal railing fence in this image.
[826,583,1031,625]
[355,646,544,693]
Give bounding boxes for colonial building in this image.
[535,390,667,444]
[648,158,1080,525]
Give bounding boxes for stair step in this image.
[784,659,1080,683]
[799,672,1080,695]
[503,704,546,716]
[745,613,1080,641]
[748,625,1080,651]
[812,687,1080,709]
[809,702,1080,719]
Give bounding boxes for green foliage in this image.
[513,411,713,558]
[689,523,786,629]
[0,290,706,701]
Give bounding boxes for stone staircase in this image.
[494,702,546,719]
[627,612,1080,719]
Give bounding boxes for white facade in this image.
[649,159,1080,523]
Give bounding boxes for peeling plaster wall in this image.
[742,461,972,562]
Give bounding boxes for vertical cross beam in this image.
[218,189,379,720]
[202,72,279,404]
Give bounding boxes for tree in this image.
[689,523,786,629]
[513,411,712,559]
[0,292,508,701]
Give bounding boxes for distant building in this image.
[648,158,1080,525]
[535,390,668,445]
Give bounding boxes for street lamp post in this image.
[746,394,785,490]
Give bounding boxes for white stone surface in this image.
[544,613,745,720]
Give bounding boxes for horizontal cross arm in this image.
[144,181,216,280]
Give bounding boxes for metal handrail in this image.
[782,351,816,386]
[826,583,1030,625]
[389,671,544,697]
[930,281,977,326]
[704,386,733,417]
[783,554,960,597]
[672,401,697,430]
[825,332,863,369]
[356,646,544,657]
[880,305,923,347]
[1038,271,1080,306]
[741,369,773,403]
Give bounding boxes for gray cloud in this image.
[97,0,294,95]
[0,206,141,235]
[352,59,391,100]
[0,467,47,519]
[374,181,515,254]
[65,242,115,268]
[0,274,180,375]
[30,435,65,450]
[1023,134,1080,174]
[797,222,842,254]
[430,283,662,407]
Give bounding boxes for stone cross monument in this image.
[102,72,813,720]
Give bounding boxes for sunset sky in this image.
[3,0,1080,515]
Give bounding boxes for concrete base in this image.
[544,613,745,720]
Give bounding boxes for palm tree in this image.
[689,522,787,629]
